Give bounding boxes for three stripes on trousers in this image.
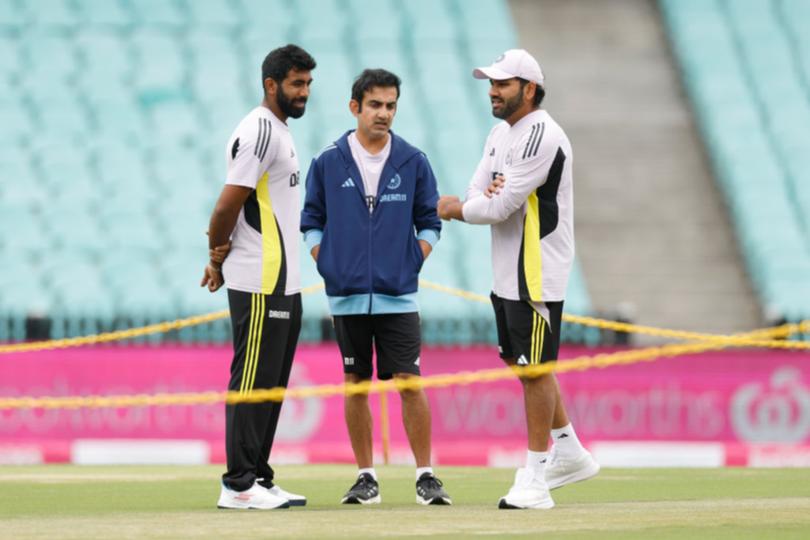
[530,310,545,365]
[240,293,265,394]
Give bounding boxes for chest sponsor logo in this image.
[267,310,291,319]
[290,148,295,158]
[289,171,300,187]
[489,147,495,157]
[387,173,401,190]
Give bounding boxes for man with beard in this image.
[201,44,315,510]
[301,69,451,506]
[437,49,599,509]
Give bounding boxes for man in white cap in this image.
[437,49,599,509]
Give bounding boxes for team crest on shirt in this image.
[387,173,401,190]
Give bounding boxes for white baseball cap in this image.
[473,49,544,87]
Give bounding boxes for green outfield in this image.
[1,465,809,539]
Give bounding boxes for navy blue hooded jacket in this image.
[300,130,441,315]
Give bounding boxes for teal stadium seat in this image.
[75,0,133,29]
[28,0,78,30]
[127,0,185,28]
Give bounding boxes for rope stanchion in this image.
[379,390,391,466]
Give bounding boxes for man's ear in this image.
[264,77,277,98]
[524,81,537,105]
[349,99,361,117]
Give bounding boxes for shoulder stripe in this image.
[314,143,337,160]
[530,123,545,157]
[254,117,265,159]
[522,123,538,160]
[255,118,272,161]
[259,118,272,161]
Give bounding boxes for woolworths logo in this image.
[731,367,810,443]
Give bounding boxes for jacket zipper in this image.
[367,196,374,314]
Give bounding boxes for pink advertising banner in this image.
[1,344,809,465]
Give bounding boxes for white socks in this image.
[416,467,434,480]
[358,467,377,481]
[360,467,435,481]
[551,423,586,457]
[526,450,549,475]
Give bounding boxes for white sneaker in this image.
[217,481,290,510]
[498,468,554,509]
[545,448,600,490]
[266,484,307,507]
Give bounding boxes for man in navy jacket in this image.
[301,69,451,506]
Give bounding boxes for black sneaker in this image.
[341,473,381,504]
[416,473,452,505]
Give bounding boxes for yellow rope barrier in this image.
[418,280,810,348]
[0,279,807,411]
[0,327,803,411]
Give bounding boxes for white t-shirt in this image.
[463,109,574,304]
[348,131,391,209]
[221,106,301,296]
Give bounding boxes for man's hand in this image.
[200,263,224,292]
[310,244,320,262]
[209,241,231,264]
[437,195,464,221]
[485,175,505,198]
[418,239,432,260]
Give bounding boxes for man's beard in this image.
[277,89,307,119]
[492,87,524,119]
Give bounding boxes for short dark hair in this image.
[519,78,545,107]
[351,69,401,105]
[261,44,316,88]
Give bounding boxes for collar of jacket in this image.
[333,129,421,172]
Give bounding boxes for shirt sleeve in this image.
[464,132,495,201]
[461,123,555,225]
[300,157,327,236]
[225,116,278,188]
[413,153,442,244]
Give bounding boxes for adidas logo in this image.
[414,357,420,366]
[341,178,355,188]
[557,433,569,439]
[516,355,529,366]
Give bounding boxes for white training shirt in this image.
[222,106,301,296]
[463,109,574,303]
[348,131,392,208]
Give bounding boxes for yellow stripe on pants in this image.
[240,294,259,395]
[246,294,265,392]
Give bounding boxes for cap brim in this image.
[472,66,515,80]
